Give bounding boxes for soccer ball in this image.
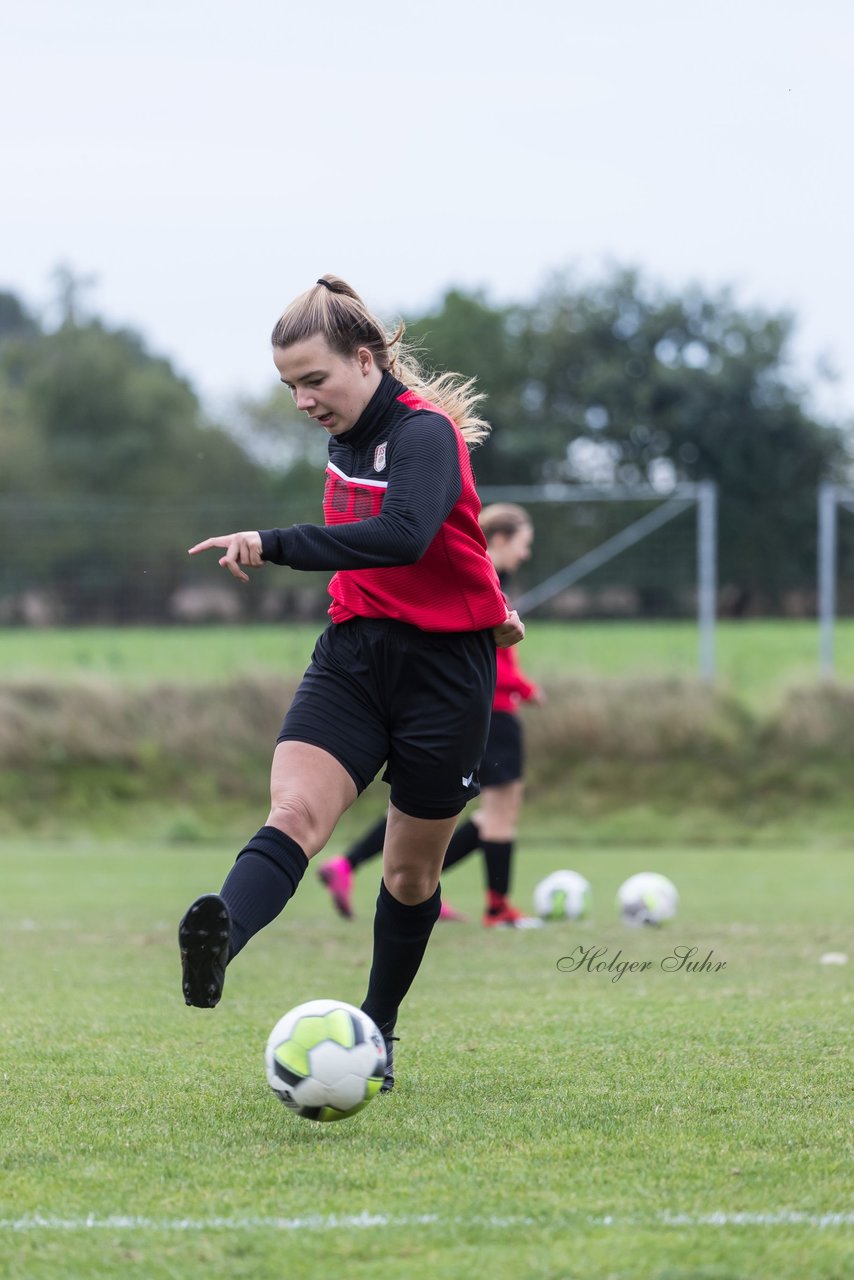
[617,872,678,926]
[534,869,591,921]
[265,999,387,1122]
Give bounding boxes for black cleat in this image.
[179,893,231,1007]
[380,1027,399,1093]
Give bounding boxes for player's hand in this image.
[188,531,266,582]
[494,609,525,648]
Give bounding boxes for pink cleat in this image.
[438,899,467,922]
[317,856,354,919]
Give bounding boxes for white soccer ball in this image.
[265,999,387,1122]
[534,869,592,921]
[617,872,678,926]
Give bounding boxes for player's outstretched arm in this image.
[188,531,266,583]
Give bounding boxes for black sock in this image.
[441,819,481,871]
[344,816,388,870]
[220,826,307,959]
[361,879,441,1033]
[482,839,513,898]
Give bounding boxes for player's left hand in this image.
[188,531,266,583]
[494,609,525,648]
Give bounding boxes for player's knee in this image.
[267,792,318,852]
[477,812,517,842]
[384,865,437,906]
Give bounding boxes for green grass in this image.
[1,619,852,708]
[1,837,852,1279]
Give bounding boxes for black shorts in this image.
[479,710,524,787]
[278,618,497,820]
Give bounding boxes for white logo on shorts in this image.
[461,772,475,787]
[373,442,387,472]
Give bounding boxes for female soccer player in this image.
[319,503,543,928]
[178,275,524,1092]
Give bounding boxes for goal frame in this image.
[817,483,854,677]
[479,481,718,681]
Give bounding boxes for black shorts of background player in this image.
[318,503,544,929]
[177,275,525,1091]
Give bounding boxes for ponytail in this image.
[271,275,490,447]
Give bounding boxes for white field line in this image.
[1,1211,852,1233]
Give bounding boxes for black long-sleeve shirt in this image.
[259,372,506,631]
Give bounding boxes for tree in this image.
[0,291,39,342]
[404,271,852,612]
[0,291,267,620]
[0,293,46,501]
[404,289,529,485]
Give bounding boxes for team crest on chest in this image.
[373,442,388,472]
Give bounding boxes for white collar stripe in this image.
[326,460,389,489]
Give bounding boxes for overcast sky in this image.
[4,0,853,421]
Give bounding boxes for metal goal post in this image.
[818,483,854,677]
[478,481,717,681]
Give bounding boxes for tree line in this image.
[1,269,851,622]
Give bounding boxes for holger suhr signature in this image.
[557,944,726,983]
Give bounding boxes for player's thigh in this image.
[276,620,391,812]
[267,740,359,858]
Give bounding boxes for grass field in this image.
[2,837,852,1279]
[2,622,852,1275]
[2,618,854,708]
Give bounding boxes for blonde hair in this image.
[478,503,533,541]
[271,274,490,447]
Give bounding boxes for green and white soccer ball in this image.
[617,872,678,926]
[265,999,387,1122]
[534,869,592,921]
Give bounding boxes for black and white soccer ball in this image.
[265,999,387,1122]
[617,872,678,926]
[533,869,592,922]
